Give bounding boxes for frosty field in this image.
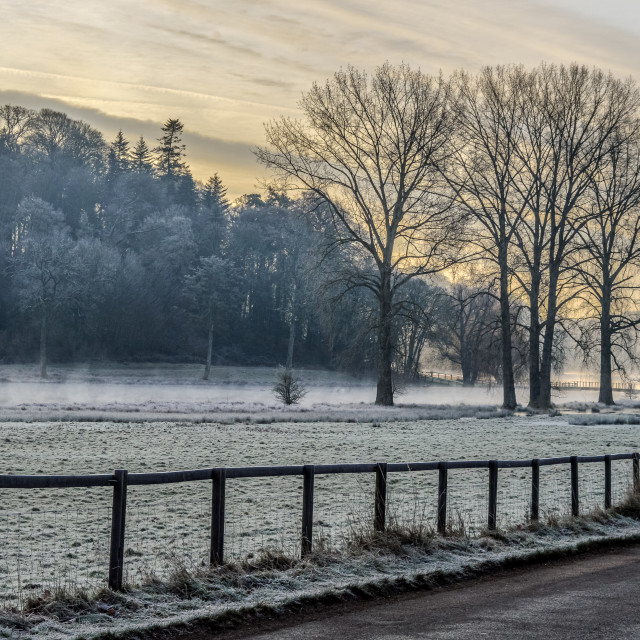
[1,407,639,607]
[0,364,637,607]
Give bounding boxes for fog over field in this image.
[0,364,614,420]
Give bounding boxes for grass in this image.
[568,413,640,426]
[5,494,640,639]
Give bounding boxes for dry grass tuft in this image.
[613,489,640,519]
[346,523,435,556]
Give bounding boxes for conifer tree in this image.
[154,118,187,179]
[130,136,153,173]
[107,130,130,179]
[196,174,230,255]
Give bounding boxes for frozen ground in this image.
[6,518,640,640]
[0,413,639,607]
[0,364,638,622]
[0,363,628,423]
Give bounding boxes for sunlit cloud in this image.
[2,0,640,197]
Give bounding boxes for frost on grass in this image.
[5,511,640,640]
[568,414,640,426]
[0,401,515,424]
[0,414,638,612]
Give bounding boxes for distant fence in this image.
[421,371,491,385]
[551,380,635,391]
[2,452,638,592]
[421,370,635,392]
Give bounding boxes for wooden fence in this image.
[421,370,635,392]
[551,380,635,391]
[1,452,638,591]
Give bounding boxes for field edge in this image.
[64,520,640,640]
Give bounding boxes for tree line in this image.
[2,62,640,409]
[258,62,640,408]
[0,105,478,385]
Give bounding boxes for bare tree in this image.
[184,256,234,380]
[433,282,501,386]
[27,108,105,170]
[0,105,36,152]
[393,278,441,380]
[449,67,534,408]
[256,63,461,405]
[575,131,640,404]
[512,65,640,408]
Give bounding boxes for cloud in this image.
[0,89,265,199]
[2,0,640,198]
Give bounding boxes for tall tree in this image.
[449,66,529,408]
[195,173,230,254]
[130,136,153,173]
[11,197,75,377]
[107,130,130,179]
[184,256,237,380]
[0,105,36,153]
[154,118,187,179]
[257,63,461,405]
[575,131,640,404]
[513,65,640,408]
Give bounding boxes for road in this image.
[189,545,640,640]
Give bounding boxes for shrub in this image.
[273,368,307,405]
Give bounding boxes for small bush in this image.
[273,368,307,405]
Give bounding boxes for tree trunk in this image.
[537,272,558,409]
[203,317,213,381]
[498,241,517,409]
[286,283,297,370]
[40,310,48,379]
[406,331,416,379]
[375,271,394,406]
[459,311,472,386]
[528,272,541,408]
[598,292,614,405]
[461,350,473,385]
[286,317,296,370]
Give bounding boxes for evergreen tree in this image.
[202,174,228,210]
[108,130,130,174]
[130,136,153,173]
[106,130,130,187]
[154,118,187,179]
[195,174,230,255]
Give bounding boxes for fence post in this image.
[437,461,448,535]
[633,453,640,493]
[374,462,387,533]
[604,455,612,510]
[571,456,579,517]
[530,459,539,522]
[109,469,128,591]
[301,465,314,557]
[488,460,498,531]
[210,468,226,565]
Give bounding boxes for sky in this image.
[1,0,640,198]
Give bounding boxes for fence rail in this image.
[2,451,638,591]
[551,380,635,391]
[420,370,635,392]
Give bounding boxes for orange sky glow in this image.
[1,0,640,198]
